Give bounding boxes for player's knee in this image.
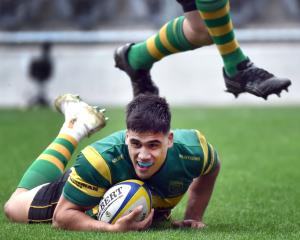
[4,199,18,222]
[186,20,213,46]
[4,197,29,223]
[191,25,212,45]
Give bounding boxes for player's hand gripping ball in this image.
[97,179,152,224]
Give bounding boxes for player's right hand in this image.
[112,206,154,232]
[172,219,206,229]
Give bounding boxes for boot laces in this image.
[241,66,274,83]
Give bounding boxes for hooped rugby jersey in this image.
[63,129,219,212]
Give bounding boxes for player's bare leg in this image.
[116,0,291,100]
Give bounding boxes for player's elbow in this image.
[214,160,221,176]
[202,160,221,183]
[208,160,221,181]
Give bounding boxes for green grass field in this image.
[1,106,300,240]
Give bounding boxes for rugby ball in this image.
[97,179,152,224]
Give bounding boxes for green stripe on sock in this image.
[196,0,228,12]
[43,149,68,166]
[222,48,247,75]
[155,34,172,56]
[204,14,230,28]
[173,16,195,50]
[212,31,234,45]
[166,20,181,50]
[196,0,248,76]
[127,16,195,70]
[17,135,76,190]
[128,42,157,70]
[18,160,63,190]
[55,138,75,154]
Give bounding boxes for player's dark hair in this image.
[126,94,171,134]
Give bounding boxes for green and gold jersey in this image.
[63,129,219,212]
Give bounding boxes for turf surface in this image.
[0,106,299,240]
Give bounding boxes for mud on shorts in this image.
[28,170,71,223]
[176,0,197,12]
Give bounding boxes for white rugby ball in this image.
[97,179,152,224]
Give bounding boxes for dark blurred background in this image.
[0,0,299,107]
[0,0,299,31]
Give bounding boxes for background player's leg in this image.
[182,10,213,46]
[196,0,291,98]
[127,16,197,71]
[196,0,247,77]
[114,13,212,97]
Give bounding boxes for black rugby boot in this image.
[114,43,159,97]
[223,59,291,100]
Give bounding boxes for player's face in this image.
[126,130,173,179]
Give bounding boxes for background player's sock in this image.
[17,134,77,189]
[128,16,195,70]
[196,0,248,77]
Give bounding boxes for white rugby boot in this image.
[55,94,107,140]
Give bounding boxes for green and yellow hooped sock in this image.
[128,16,196,70]
[196,0,248,77]
[18,134,77,190]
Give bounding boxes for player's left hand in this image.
[172,219,206,229]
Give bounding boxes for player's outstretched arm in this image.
[53,196,154,232]
[53,196,113,231]
[172,161,221,229]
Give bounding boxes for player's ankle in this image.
[59,124,86,142]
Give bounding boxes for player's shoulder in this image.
[172,129,210,163]
[173,129,206,147]
[78,130,128,166]
[91,130,126,153]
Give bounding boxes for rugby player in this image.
[114,0,291,99]
[4,93,220,232]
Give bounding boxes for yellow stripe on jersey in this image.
[37,154,64,173]
[68,168,107,198]
[159,24,179,53]
[119,179,145,185]
[204,143,215,175]
[146,35,164,60]
[81,146,112,184]
[195,130,209,175]
[152,194,184,209]
[198,2,230,20]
